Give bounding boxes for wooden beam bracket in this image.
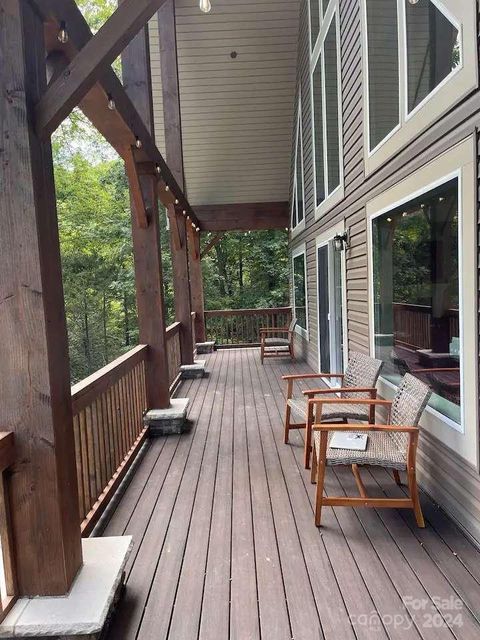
[200,232,224,259]
[124,146,149,229]
[187,223,200,261]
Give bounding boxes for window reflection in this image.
[293,254,307,331]
[373,179,460,423]
[366,0,399,150]
[406,0,460,113]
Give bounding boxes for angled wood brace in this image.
[124,146,149,229]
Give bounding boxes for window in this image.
[367,136,478,466]
[362,0,476,173]
[310,2,343,217]
[291,97,304,232]
[372,179,460,423]
[309,1,332,53]
[292,247,308,337]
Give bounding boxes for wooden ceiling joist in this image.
[29,0,200,227]
[194,201,289,232]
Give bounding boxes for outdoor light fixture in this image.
[408,0,420,4]
[107,95,116,111]
[333,231,349,252]
[199,0,212,13]
[57,21,69,44]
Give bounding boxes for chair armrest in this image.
[308,398,391,407]
[260,328,289,335]
[312,423,418,434]
[282,373,345,381]
[303,387,377,397]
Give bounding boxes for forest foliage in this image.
[54,1,289,383]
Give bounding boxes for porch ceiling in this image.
[149,0,300,209]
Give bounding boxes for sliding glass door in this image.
[317,240,345,374]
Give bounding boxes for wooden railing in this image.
[0,432,16,622]
[71,345,149,535]
[393,303,459,350]
[166,322,182,388]
[205,307,292,346]
[191,311,197,348]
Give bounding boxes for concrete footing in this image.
[0,537,132,639]
[180,360,207,379]
[196,341,215,354]
[144,398,190,435]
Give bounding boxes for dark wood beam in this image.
[1,0,82,595]
[187,225,206,343]
[201,232,225,259]
[194,201,290,231]
[31,0,200,227]
[168,206,194,364]
[120,2,171,408]
[35,0,167,138]
[157,0,184,188]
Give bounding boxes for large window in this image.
[310,1,343,217]
[291,97,304,232]
[362,0,476,172]
[367,136,478,466]
[292,247,308,337]
[372,179,460,423]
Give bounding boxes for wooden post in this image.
[121,8,170,408]
[188,229,207,343]
[168,206,194,364]
[157,0,205,350]
[0,0,82,595]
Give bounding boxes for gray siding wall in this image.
[289,0,480,544]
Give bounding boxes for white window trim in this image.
[361,0,478,175]
[315,221,348,378]
[366,136,478,468]
[291,92,305,238]
[292,243,309,340]
[309,1,344,220]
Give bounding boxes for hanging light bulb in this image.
[182,210,186,216]
[135,137,142,149]
[196,226,200,232]
[165,185,170,191]
[175,198,179,205]
[107,94,116,111]
[199,0,212,13]
[408,0,420,4]
[155,164,161,175]
[57,21,69,44]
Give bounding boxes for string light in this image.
[135,137,142,149]
[165,185,170,191]
[186,216,190,221]
[57,21,69,44]
[155,164,161,175]
[107,94,116,111]
[182,210,186,216]
[199,0,212,13]
[175,198,179,205]
[196,226,200,232]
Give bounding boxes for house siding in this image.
[290,0,480,544]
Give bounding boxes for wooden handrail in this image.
[205,306,291,318]
[72,344,148,414]
[166,321,181,337]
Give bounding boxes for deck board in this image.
[103,348,480,640]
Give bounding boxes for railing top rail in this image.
[205,306,292,317]
[166,321,181,337]
[0,432,14,473]
[72,344,148,414]
[392,302,459,314]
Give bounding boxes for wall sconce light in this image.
[333,231,349,252]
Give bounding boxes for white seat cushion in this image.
[264,337,290,346]
[314,430,407,471]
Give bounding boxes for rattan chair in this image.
[310,373,432,527]
[283,352,383,468]
[260,317,297,363]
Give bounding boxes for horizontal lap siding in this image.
[290,0,480,544]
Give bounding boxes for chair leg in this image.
[260,342,264,364]
[304,402,314,469]
[310,443,317,484]
[314,432,328,527]
[407,468,425,528]
[284,404,291,444]
[393,469,402,486]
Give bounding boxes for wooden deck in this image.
[103,348,480,640]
